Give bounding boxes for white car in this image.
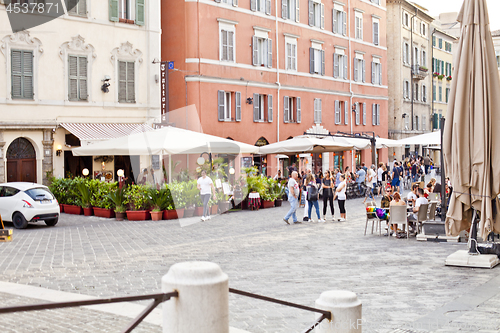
[0,182,60,229]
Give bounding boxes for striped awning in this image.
[60,123,153,141]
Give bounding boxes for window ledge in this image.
[119,18,135,24]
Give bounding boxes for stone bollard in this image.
[315,290,362,333]
[162,261,229,333]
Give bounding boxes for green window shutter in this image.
[109,0,119,22]
[118,61,127,102]
[136,0,145,26]
[79,56,88,100]
[68,55,79,100]
[68,0,78,15]
[78,0,87,16]
[127,62,135,102]
[11,50,23,99]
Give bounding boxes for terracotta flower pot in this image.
[93,207,115,218]
[150,210,163,221]
[211,205,218,215]
[115,211,126,221]
[262,200,275,209]
[163,209,178,220]
[176,208,185,218]
[83,207,93,216]
[59,204,64,213]
[184,207,195,218]
[64,205,82,215]
[195,206,204,216]
[126,210,150,221]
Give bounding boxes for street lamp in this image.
[82,168,89,177]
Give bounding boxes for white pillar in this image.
[315,290,362,333]
[322,152,330,172]
[162,261,229,333]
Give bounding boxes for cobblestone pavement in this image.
[0,178,499,332]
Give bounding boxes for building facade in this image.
[386,0,433,160]
[430,27,457,131]
[0,0,161,184]
[162,0,389,175]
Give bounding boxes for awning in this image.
[60,123,153,141]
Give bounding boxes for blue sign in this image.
[168,61,174,70]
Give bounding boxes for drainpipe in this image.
[348,0,354,169]
[410,7,418,131]
[431,28,436,132]
[275,0,280,143]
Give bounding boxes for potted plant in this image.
[244,167,267,210]
[182,180,199,218]
[92,181,116,218]
[124,184,150,220]
[194,196,204,216]
[209,196,218,215]
[433,72,439,77]
[107,187,126,221]
[149,187,168,221]
[49,177,68,213]
[76,180,93,216]
[274,180,287,207]
[446,75,452,81]
[169,182,185,218]
[438,74,445,80]
[419,65,428,72]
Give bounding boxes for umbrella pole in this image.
[440,117,446,221]
[468,209,479,255]
[168,155,172,185]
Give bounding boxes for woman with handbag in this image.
[306,174,324,222]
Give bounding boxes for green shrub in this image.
[124,184,150,211]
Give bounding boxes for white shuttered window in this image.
[68,55,88,101]
[11,50,33,100]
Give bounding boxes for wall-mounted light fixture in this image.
[402,113,407,118]
[101,75,111,93]
[246,97,253,105]
[56,145,62,156]
[82,168,89,177]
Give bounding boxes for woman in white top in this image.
[334,174,347,221]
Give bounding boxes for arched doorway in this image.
[7,138,37,183]
[254,137,269,176]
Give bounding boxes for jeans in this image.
[307,200,321,220]
[412,174,419,182]
[365,186,375,201]
[284,195,298,222]
[201,194,211,217]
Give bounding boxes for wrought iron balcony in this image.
[412,65,429,80]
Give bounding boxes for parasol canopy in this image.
[443,0,500,239]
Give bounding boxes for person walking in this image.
[334,174,347,221]
[306,174,324,222]
[197,170,216,221]
[283,171,300,224]
[302,168,312,221]
[322,171,335,221]
[424,155,431,175]
[363,165,377,203]
[391,162,401,193]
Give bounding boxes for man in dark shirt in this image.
[424,155,431,174]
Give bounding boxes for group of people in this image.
[283,168,347,224]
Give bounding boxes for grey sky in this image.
[413,0,500,31]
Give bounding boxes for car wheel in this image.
[12,212,28,229]
[45,217,58,227]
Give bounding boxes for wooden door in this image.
[6,138,37,183]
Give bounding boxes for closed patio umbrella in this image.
[443,0,500,241]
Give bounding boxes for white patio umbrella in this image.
[72,126,260,156]
[395,131,441,146]
[258,136,353,155]
[72,126,260,183]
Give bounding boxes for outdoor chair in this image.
[364,202,382,236]
[415,203,429,234]
[389,205,410,239]
[428,202,437,221]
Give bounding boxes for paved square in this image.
[0,193,499,332]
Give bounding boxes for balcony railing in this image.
[412,65,429,79]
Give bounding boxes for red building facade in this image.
[162,0,388,174]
